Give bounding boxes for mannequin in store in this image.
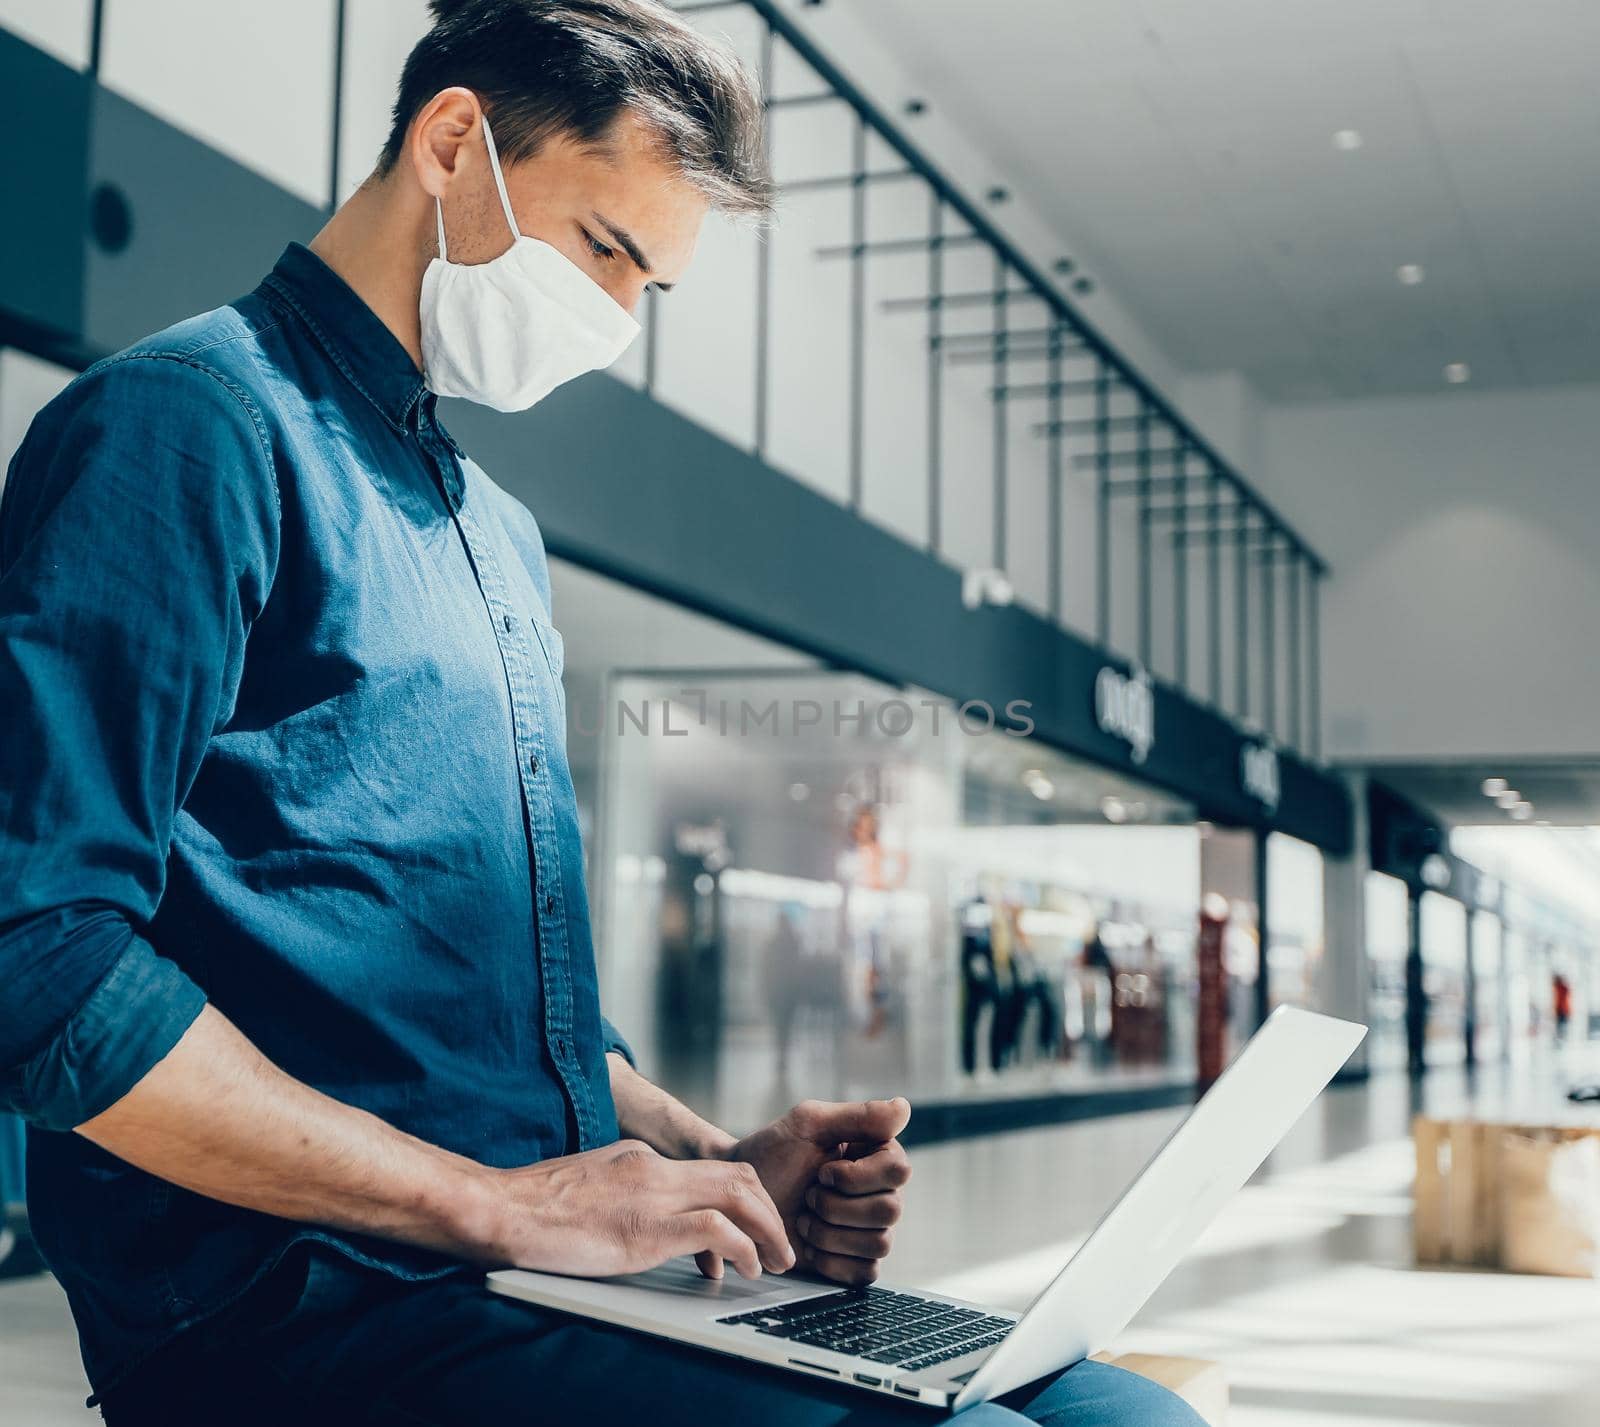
[0,4,1200,1425]
[836,803,908,1038]
[960,894,1000,1075]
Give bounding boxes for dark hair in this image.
[380,0,774,221]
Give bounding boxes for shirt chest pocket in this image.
[529,616,567,723]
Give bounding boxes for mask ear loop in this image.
[479,113,522,240]
[433,110,518,263]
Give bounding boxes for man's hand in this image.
[714,1098,912,1286]
[480,1138,796,1281]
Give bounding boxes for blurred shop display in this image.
[586,657,1217,1130]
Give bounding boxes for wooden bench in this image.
[1092,1351,1229,1425]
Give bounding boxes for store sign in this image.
[1094,664,1154,765]
[1239,741,1281,813]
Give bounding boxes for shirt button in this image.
[502,614,512,632]
[529,755,539,775]
[555,1037,568,1059]
[545,894,556,915]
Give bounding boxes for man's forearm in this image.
[606,1051,735,1161]
[77,1004,500,1260]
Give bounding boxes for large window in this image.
[1470,909,1503,1063]
[552,561,1212,1131]
[1419,891,1468,1067]
[1265,833,1325,1012]
[1364,871,1409,1072]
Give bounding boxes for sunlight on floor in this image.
[1027,1133,1600,1427]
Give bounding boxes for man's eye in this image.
[583,231,616,262]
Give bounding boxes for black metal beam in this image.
[767,90,842,109]
[753,21,774,458]
[992,253,1009,571]
[993,377,1123,399]
[328,0,346,211]
[1075,448,1190,469]
[848,113,866,510]
[882,288,1042,313]
[1207,469,1223,705]
[1137,404,1153,666]
[943,344,1091,367]
[815,233,984,259]
[1047,328,1064,622]
[1174,440,1189,688]
[1095,360,1111,646]
[782,167,917,193]
[1035,413,1173,436]
[926,190,943,555]
[1309,571,1322,759]
[89,0,107,75]
[934,325,1079,348]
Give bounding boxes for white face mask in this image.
[420,114,641,413]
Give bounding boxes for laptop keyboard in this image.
[717,1288,1014,1373]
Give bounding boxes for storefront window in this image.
[1470,909,1503,1063]
[1419,891,1468,1066]
[1265,833,1324,1012]
[548,561,1221,1127]
[1364,872,1409,1072]
[937,733,1200,1095]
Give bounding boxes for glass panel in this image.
[0,0,92,70]
[1364,871,1408,1072]
[336,0,431,205]
[1419,890,1467,1066]
[1266,832,1324,1011]
[101,0,336,207]
[1470,909,1503,1063]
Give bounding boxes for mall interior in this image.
[3,2,1600,1423]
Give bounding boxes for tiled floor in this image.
[4,1053,1598,1424]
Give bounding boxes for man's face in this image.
[437,106,707,319]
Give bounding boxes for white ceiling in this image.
[850,0,1600,400]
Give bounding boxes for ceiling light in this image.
[1332,129,1364,152]
[1495,789,1520,809]
[1445,362,1471,384]
[1511,803,1533,821]
[1101,795,1128,824]
[1482,777,1508,797]
[1397,263,1425,285]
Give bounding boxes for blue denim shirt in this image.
[0,243,630,1396]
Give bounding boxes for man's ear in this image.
[409,86,483,201]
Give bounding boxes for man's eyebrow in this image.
[591,211,675,291]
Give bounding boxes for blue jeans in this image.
[99,1243,1204,1426]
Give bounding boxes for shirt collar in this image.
[259,243,428,434]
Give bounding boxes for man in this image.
[0,3,1200,1423]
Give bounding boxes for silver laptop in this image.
[488,1005,1365,1410]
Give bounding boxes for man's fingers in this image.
[818,1141,912,1194]
[673,1160,795,1272]
[667,1209,761,1279]
[797,1213,893,1262]
[695,1249,725,1281]
[804,1185,903,1229]
[792,1096,912,1148]
[799,1240,881,1287]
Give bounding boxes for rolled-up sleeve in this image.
[0,353,279,1131]
[599,1016,636,1068]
